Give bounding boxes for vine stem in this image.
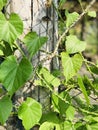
[52,0,96,56]
[14,41,25,57]
[41,0,96,62]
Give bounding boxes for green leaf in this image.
[61,52,83,82]
[84,115,98,122]
[52,94,69,115]
[39,67,60,87]
[0,96,12,124]
[86,124,92,130]
[78,76,90,105]
[66,106,75,121]
[89,123,98,130]
[63,121,74,130]
[23,32,48,59]
[40,112,61,130]
[90,66,98,75]
[66,35,86,54]
[0,13,23,44]
[88,11,96,18]
[66,12,79,28]
[0,0,7,11]
[0,55,32,95]
[74,122,84,130]
[39,122,56,130]
[40,112,60,124]
[0,41,13,56]
[18,97,42,130]
[39,122,61,130]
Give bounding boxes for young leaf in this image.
[66,12,79,28]
[23,32,48,59]
[66,35,86,54]
[0,0,7,11]
[0,96,12,124]
[78,76,90,105]
[39,122,61,130]
[18,97,42,130]
[66,106,75,121]
[0,13,23,44]
[63,121,74,130]
[88,11,96,18]
[0,55,32,95]
[39,67,60,87]
[61,52,83,82]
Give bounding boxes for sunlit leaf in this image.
[39,67,60,87]
[61,52,83,82]
[0,55,32,95]
[66,12,79,28]
[39,122,61,130]
[18,97,42,130]
[89,123,98,130]
[0,12,23,44]
[66,106,75,121]
[0,96,12,124]
[66,35,86,54]
[63,121,74,130]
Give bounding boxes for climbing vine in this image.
[0,0,98,130]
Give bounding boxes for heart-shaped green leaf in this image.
[18,97,42,130]
[0,55,32,95]
[0,96,12,124]
[66,12,79,28]
[0,12,23,44]
[23,32,48,59]
[66,35,86,54]
[0,0,7,11]
[61,52,83,82]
